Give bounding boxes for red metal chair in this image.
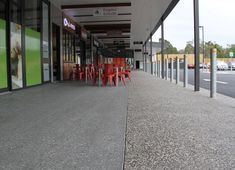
[118,67,126,85]
[103,64,115,86]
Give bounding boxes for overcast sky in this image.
[152,0,235,50]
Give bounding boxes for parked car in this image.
[216,61,228,70]
[228,62,235,70]
[202,63,209,69]
[188,64,195,69]
[199,63,208,69]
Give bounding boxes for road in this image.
[177,69,235,98]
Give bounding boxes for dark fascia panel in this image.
[73,13,132,18]
[80,19,131,24]
[84,24,131,31]
[62,3,131,9]
[98,36,130,39]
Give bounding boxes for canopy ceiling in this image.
[50,0,177,49]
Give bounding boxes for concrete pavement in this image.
[0,71,235,170]
[0,82,127,170]
[124,71,235,170]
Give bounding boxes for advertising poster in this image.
[0,19,7,89]
[10,22,23,89]
[25,28,42,86]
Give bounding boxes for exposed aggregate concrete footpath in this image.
[124,71,235,170]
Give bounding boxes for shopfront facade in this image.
[0,0,50,92]
[0,0,99,92]
[62,15,80,80]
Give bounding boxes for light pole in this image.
[199,26,205,71]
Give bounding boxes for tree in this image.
[204,41,225,58]
[184,41,194,54]
[160,39,179,54]
[225,44,235,58]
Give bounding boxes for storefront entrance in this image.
[52,23,61,81]
[136,61,140,69]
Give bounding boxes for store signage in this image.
[63,18,76,31]
[134,49,142,52]
[93,8,118,16]
[229,51,234,57]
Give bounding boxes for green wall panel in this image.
[25,28,42,86]
[0,19,8,89]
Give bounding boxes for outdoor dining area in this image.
[73,58,131,87]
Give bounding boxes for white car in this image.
[228,62,235,70]
[217,61,228,70]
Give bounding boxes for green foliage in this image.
[184,41,194,54]
[204,41,225,58]
[225,44,235,58]
[162,39,178,54]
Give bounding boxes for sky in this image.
[152,0,235,50]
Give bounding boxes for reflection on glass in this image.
[10,22,23,89]
[42,2,50,82]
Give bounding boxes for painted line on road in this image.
[203,79,228,85]
[202,71,235,75]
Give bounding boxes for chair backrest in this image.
[104,64,114,75]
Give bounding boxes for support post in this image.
[145,45,147,72]
[161,20,165,79]
[184,55,188,87]
[85,66,88,84]
[155,62,157,76]
[170,58,173,82]
[98,68,102,87]
[159,60,161,78]
[142,45,145,71]
[116,67,119,87]
[176,57,179,84]
[157,55,159,77]
[150,35,153,75]
[165,58,168,80]
[210,48,217,98]
[194,0,200,91]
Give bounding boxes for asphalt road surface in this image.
[177,69,235,98]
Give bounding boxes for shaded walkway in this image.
[1,71,235,170]
[124,71,235,169]
[0,82,127,170]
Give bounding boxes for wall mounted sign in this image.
[93,8,118,16]
[63,18,76,31]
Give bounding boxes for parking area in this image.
[179,70,235,98]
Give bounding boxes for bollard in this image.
[165,58,168,80]
[210,48,217,98]
[170,58,173,82]
[176,57,179,84]
[158,60,161,78]
[116,67,119,87]
[85,67,88,84]
[154,62,156,76]
[184,55,188,87]
[157,61,160,77]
